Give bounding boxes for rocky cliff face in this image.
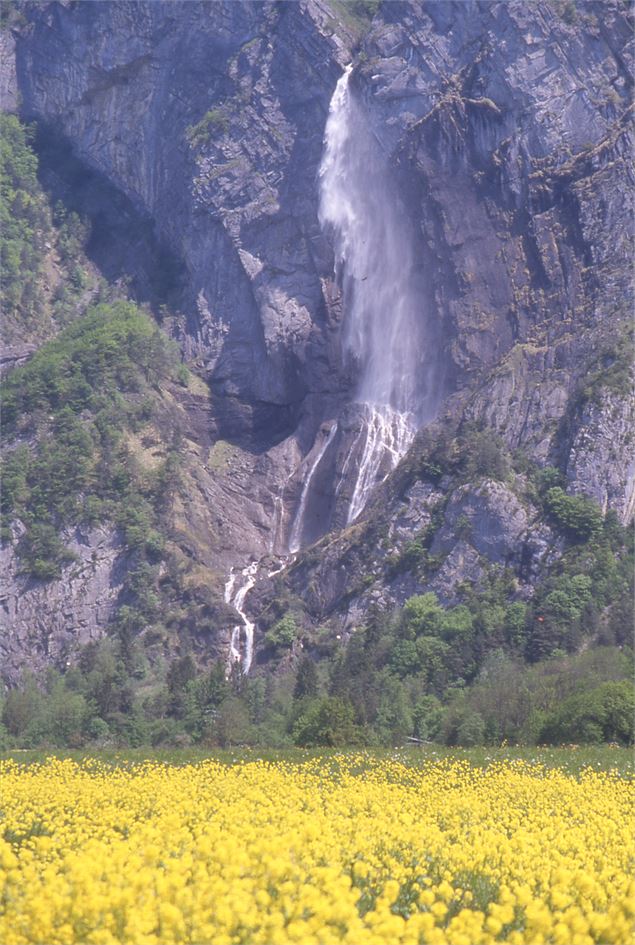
[16,0,351,441]
[1,0,633,677]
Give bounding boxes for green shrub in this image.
[17,523,77,580]
[577,328,634,404]
[461,427,510,481]
[387,537,428,576]
[419,460,444,482]
[544,487,603,541]
[186,108,228,149]
[534,466,565,495]
[265,614,298,650]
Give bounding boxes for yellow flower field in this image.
[0,756,633,945]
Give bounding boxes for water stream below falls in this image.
[224,562,258,674]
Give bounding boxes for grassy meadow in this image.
[2,743,633,775]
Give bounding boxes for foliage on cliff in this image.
[0,114,96,345]
[0,115,50,332]
[1,301,184,580]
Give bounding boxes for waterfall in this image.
[224,562,258,674]
[319,65,428,521]
[288,422,338,553]
[269,494,284,553]
[347,404,414,523]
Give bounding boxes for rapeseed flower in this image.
[0,756,632,943]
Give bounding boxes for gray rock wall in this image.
[0,524,126,684]
[15,0,352,447]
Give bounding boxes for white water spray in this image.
[319,66,428,520]
[347,405,414,523]
[288,422,338,553]
[224,561,258,674]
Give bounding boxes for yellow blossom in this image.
[0,755,632,944]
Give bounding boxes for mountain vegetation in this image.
[0,114,49,332]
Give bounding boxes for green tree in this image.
[265,614,298,650]
[375,678,413,743]
[540,681,635,745]
[215,696,252,747]
[544,487,603,541]
[389,640,420,677]
[415,637,451,691]
[413,695,445,741]
[0,115,50,327]
[505,602,528,648]
[293,656,319,700]
[2,675,45,738]
[167,654,197,718]
[293,697,361,747]
[443,704,486,746]
[531,574,593,659]
[47,679,89,746]
[401,593,443,638]
[441,605,474,640]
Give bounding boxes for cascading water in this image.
[319,65,431,522]
[346,405,413,524]
[288,422,338,553]
[224,561,258,674]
